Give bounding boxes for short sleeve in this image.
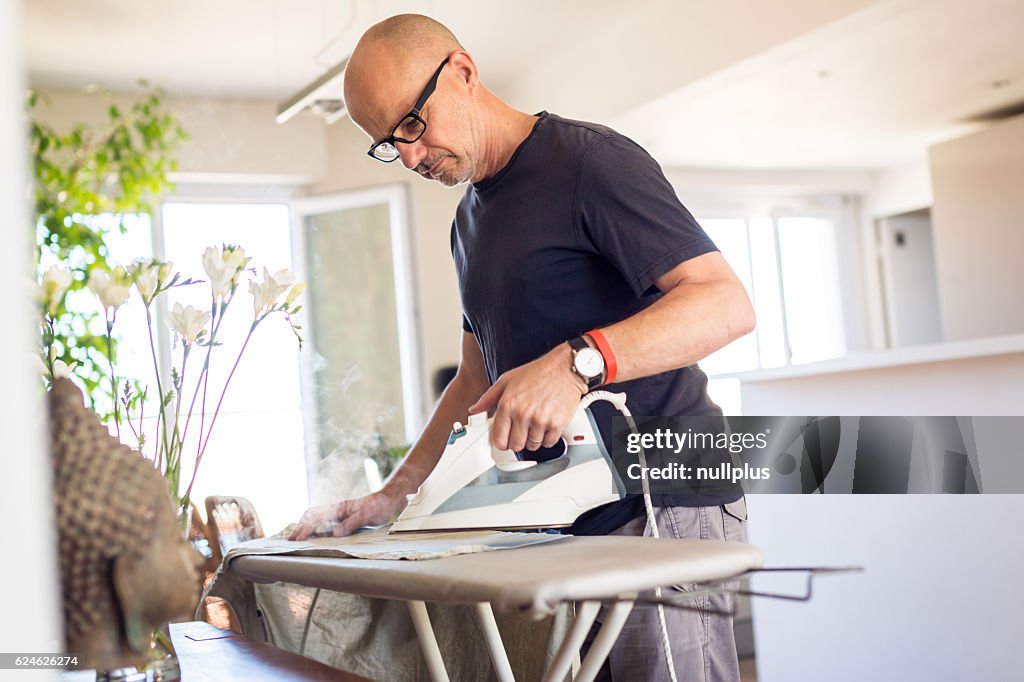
[575,135,718,297]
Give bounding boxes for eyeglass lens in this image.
[372,115,426,161]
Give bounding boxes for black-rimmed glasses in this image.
[367,57,450,163]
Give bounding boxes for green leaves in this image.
[31,84,186,414]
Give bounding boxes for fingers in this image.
[490,408,512,451]
[468,380,503,415]
[495,401,565,452]
[524,427,547,451]
[477,352,585,452]
[288,492,407,540]
[333,498,386,536]
[506,410,531,452]
[334,513,365,537]
[541,427,563,449]
[288,523,313,541]
[287,500,350,541]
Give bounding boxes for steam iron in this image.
[390,394,627,534]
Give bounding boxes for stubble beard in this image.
[421,154,472,187]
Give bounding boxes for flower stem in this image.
[104,314,120,442]
[181,294,220,449]
[44,317,56,384]
[167,345,191,476]
[122,395,141,444]
[145,305,171,474]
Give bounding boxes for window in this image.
[39,213,155,419]
[46,186,423,531]
[53,201,307,532]
[694,202,851,413]
[158,201,306,534]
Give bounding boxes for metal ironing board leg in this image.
[407,600,450,682]
[541,600,601,682]
[573,599,635,682]
[474,603,515,681]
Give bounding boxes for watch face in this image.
[574,347,604,378]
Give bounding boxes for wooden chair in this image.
[204,495,266,563]
[198,496,266,633]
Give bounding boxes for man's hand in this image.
[288,488,408,541]
[468,343,587,452]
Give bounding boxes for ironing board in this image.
[208,534,763,682]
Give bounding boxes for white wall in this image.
[1,0,60,674]
[740,351,1024,681]
[32,90,328,183]
[741,351,1024,416]
[864,155,933,219]
[748,495,1024,682]
[929,113,1024,341]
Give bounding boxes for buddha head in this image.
[49,378,204,672]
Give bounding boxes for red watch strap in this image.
[585,328,617,385]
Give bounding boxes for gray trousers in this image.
[581,498,748,682]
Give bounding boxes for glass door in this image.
[292,185,422,502]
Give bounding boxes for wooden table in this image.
[170,621,373,681]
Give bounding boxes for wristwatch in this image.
[568,336,604,390]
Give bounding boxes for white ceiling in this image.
[612,0,1024,169]
[23,0,1024,171]
[23,0,639,100]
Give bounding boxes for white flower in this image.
[158,260,173,284]
[168,302,210,346]
[203,245,249,301]
[202,247,231,300]
[39,349,77,380]
[88,267,131,312]
[129,258,174,304]
[223,246,248,277]
[52,359,77,379]
[250,267,296,317]
[129,260,159,303]
[40,265,73,316]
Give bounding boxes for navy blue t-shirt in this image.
[450,112,742,534]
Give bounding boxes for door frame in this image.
[291,184,423,497]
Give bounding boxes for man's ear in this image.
[447,50,479,92]
[112,553,150,655]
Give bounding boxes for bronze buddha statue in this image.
[49,378,204,673]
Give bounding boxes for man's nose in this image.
[397,139,427,170]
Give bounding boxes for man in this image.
[291,14,755,681]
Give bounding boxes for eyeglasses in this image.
[367,57,450,163]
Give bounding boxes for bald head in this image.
[344,14,463,130]
[343,14,531,186]
[359,13,462,60]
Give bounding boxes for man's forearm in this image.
[600,278,755,383]
[382,371,484,497]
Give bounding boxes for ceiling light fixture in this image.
[275,56,350,125]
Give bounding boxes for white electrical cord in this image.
[580,391,679,682]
